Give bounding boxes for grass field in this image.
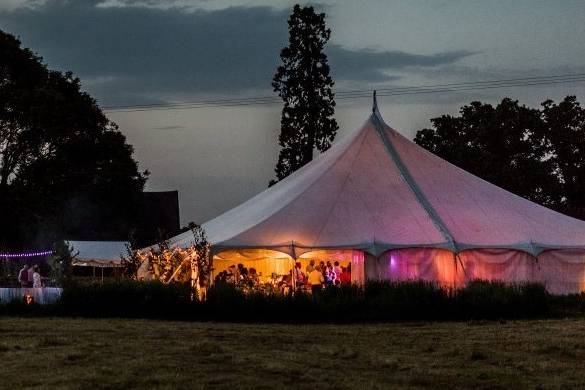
[1,317,585,389]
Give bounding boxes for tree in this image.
[120,231,142,279]
[49,240,74,284]
[414,96,585,219]
[271,4,338,184]
[542,96,585,218]
[0,30,148,248]
[140,222,210,300]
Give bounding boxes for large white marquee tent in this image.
[167,96,585,294]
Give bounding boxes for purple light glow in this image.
[0,250,53,258]
[390,254,397,269]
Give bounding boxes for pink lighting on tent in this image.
[159,95,585,294]
[389,254,397,270]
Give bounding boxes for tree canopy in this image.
[271,4,338,184]
[0,30,148,249]
[414,96,585,219]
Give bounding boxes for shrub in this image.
[58,279,194,318]
[3,279,581,322]
[363,280,452,321]
[455,280,550,319]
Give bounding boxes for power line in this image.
[103,73,585,113]
[105,74,585,112]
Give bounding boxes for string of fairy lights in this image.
[0,250,53,259]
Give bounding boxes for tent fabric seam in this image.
[369,107,457,252]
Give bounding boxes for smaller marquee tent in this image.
[66,240,128,268]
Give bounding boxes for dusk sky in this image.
[2,0,585,225]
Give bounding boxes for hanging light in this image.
[0,250,53,258]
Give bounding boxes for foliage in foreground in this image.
[3,279,585,322]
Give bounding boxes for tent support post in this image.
[453,253,457,290]
[531,253,539,283]
[455,253,467,288]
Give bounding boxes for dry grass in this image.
[0,317,584,389]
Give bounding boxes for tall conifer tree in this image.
[271,5,338,185]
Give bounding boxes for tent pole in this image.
[453,253,457,290]
[531,253,539,283]
[290,257,294,292]
[455,253,467,288]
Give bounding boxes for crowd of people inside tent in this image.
[213,259,351,294]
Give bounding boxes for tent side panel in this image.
[537,250,585,294]
[351,250,365,284]
[458,249,536,284]
[365,253,381,280]
[370,248,461,288]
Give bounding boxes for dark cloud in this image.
[0,1,473,105]
[329,47,473,82]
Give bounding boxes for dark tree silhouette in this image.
[414,96,585,219]
[271,4,338,185]
[541,96,585,218]
[0,30,148,248]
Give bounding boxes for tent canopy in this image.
[166,96,585,258]
[67,240,128,267]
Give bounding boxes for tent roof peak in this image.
[371,90,387,127]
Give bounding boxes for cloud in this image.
[329,46,473,82]
[0,0,46,11]
[0,1,473,105]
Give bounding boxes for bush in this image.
[201,280,551,322]
[363,280,452,321]
[454,280,550,319]
[2,279,583,322]
[58,279,194,318]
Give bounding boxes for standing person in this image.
[293,262,305,288]
[319,261,326,279]
[305,259,315,274]
[308,265,324,295]
[236,263,244,284]
[226,265,237,283]
[27,265,35,288]
[340,266,351,285]
[248,268,259,287]
[333,261,343,280]
[325,262,335,285]
[18,264,29,287]
[240,265,249,285]
[32,265,42,288]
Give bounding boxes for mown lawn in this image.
[0,317,584,389]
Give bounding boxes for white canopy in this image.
[67,240,128,267]
[167,98,585,258]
